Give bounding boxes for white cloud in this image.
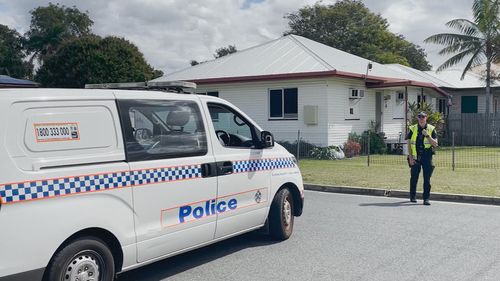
[0,0,475,73]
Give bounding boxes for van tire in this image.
[45,237,115,281]
[269,188,294,240]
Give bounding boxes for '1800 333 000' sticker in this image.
[34,122,80,142]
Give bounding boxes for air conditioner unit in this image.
[349,89,364,99]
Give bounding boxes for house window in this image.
[461,96,478,113]
[417,95,427,108]
[197,91,219,97]
[438,99,448,115]
[269,88,298,119]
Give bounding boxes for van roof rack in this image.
[84,80,197,93]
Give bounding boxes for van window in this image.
[118,100,207,161]
[207,103,256,148]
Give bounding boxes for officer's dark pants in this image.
[410,156,434,200]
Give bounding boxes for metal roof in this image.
[152,35,425,84]
[152,35,493,94]
[385,64,455,88]
[424,69,499,89]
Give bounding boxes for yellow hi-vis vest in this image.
[409,124,435,157]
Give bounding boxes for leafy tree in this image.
[284,0,432,70]
[424,0,500,117]
[25,3,93,65]
[0,24,33,79]
[189,45,237,66]
[213,45,237,58]
[36,36,159,88]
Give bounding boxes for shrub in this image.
[277,140,318,158]
[310,145,345,160]
[360,129,387,154]
[344,139,361,158]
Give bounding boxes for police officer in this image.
[406,112,438,205]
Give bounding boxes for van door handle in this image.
[201,163,216,178]
[216,161,233,176]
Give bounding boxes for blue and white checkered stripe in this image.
[0,164,202,204]
[129,165,201,186]
[233,157,295,173]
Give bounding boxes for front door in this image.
[117,97,217,263]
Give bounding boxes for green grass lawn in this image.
[299,158,500,197]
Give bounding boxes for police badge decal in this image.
[254,190,262,203]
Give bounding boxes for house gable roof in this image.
[152,35,421,84]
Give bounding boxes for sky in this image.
[0,0,474,75]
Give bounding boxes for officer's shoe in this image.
[410,197,417,203]
[423,200,431,206]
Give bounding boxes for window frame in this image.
[268,88,298,120]
[207,102,261,149]
[117,99,208,162]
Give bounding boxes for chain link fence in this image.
[278,114,500,170]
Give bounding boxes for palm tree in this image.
[424,0,500,117]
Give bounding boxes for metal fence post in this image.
[367,131,371,167]
[296,130,301,162]
[452,131,455,171]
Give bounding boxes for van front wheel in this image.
[46,237,115,281]
[269,188,294,240]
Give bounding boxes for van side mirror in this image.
[261,131,274,148]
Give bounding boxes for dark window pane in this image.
[461,96,478,113]
[269,89,283,118]
[207,91,219,97]
[208,103,255,148]
[117,100,207,161]
[284,88,298,118]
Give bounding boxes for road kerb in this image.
[304,184,500,206]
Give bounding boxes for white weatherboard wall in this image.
[380,89,405,142]
[327,77,375,146]
[196,79,330,146]
[381,87,439,142]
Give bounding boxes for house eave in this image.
[366,80,450,98]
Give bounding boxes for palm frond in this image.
[437,41,483,55]
[461,48,485,79]
[436,48,479,72]
[424,33,482,46]
[473,0,500,33]
[446,19,481,37]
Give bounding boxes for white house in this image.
[152,35,450,147]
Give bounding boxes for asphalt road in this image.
[118,191,500,281]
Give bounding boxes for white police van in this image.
[0,82,304,281]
